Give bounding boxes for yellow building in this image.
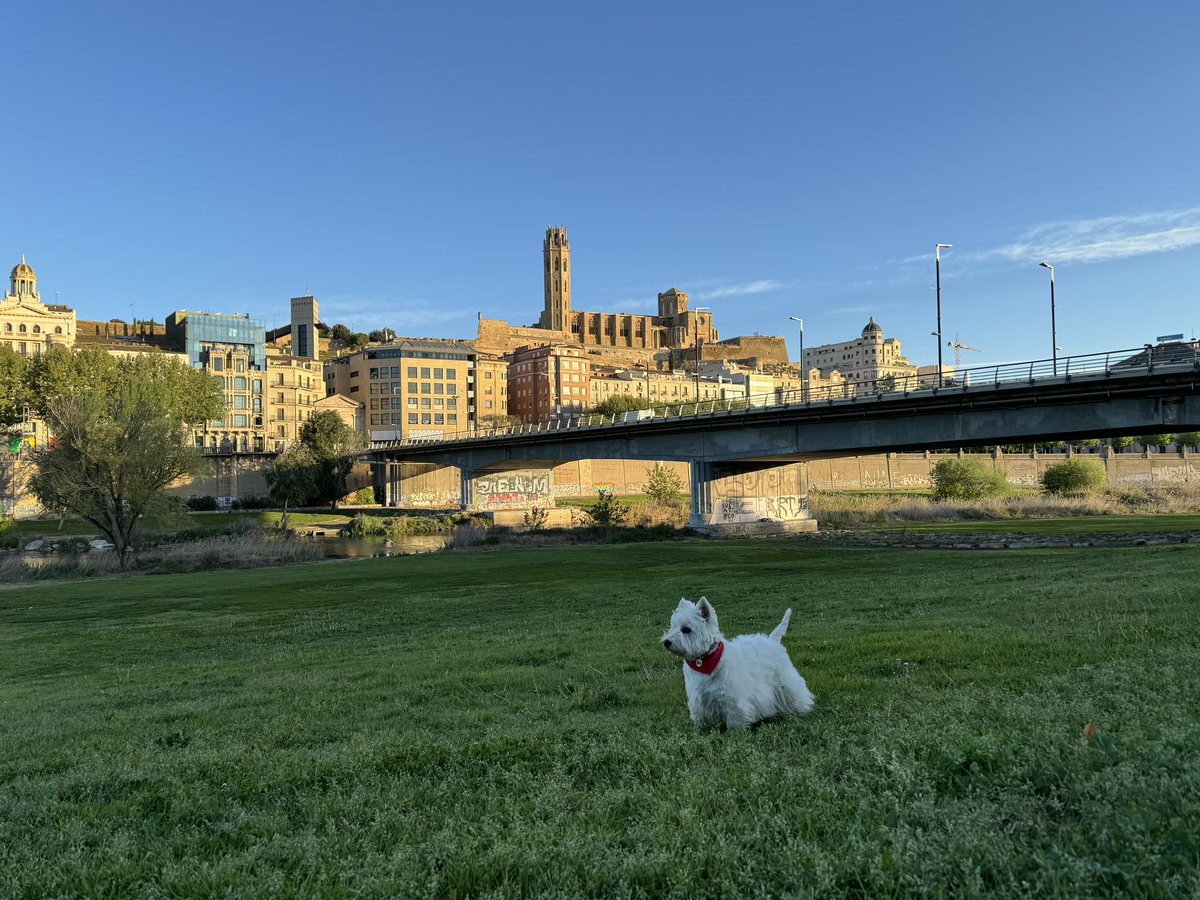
[265,347,323,452]
[475,354,509,423]
[1,257,76,355]
[589,366,723,408]
[324,339,479,441]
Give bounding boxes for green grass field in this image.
[893,514,1200,534]
[2,543,1198,897]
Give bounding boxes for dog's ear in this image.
[697,597,712,620]
[677,597,691,610]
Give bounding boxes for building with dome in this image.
[804,317,920,392]
[1,256,76,355]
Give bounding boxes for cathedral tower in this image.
[540,226,571,331]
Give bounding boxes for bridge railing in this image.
[371,341,1199,449]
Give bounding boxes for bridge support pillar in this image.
[690,460,816,535]
[460,468,476,510]
[688,460,716,528]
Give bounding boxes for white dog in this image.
[662,597,815,730]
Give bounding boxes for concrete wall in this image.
[807,450,1199,490]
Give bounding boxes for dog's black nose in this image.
[663,639,672,648]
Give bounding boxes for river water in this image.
[318,534,449,559]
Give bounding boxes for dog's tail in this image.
[770,608,792,642]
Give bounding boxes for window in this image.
[408,382,418,393]
[446,368,456,379]
[420,383,431,394]
[19,324,27,333]
[420,398,431,409]
[212,357,224,372]
[408,413,418,424]
[433,368,443,379]
[421,414,432,424]
[420,367,430,378]
[434,383,444,395]
[448,414,457,424]
[434,414,444,425]
[235,377,247,391]
[407,367,417,377]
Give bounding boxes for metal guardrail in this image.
[371,342,1200,450]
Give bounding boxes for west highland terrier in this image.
[662,597,815,730]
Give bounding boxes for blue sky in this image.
[7,2,1199,369]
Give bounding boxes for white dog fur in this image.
[662,597,815,730]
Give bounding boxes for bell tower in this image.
[540,226,571,331]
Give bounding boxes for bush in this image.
[1041,459,1108,496]
[352,487,375,505]
[523,506,549,530]
[590,491,630,527]
[644,462,684,505]
[931,457,1008,501]
[185,496,218,511]
[231,496,272,510]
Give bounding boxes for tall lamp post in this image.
[788,316,804,401]
[694,307,711,402]
[934,243,953,387]
[1039,261,1057,375]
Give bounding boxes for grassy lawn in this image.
[892,514,1200,534]
[2,543,1198,897]
[1,511,353,548]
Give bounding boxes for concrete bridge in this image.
[370,345,1200,531]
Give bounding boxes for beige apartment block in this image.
[1,257,76,355]
[475,354,509,423]
[324,339,478,441]
[805,317,918,392]
[507,344,590,423]
[589,366,723,408]
[265,348,322,451]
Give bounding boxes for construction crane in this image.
[946,335,981,369]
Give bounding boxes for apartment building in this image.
[323,339,478,441]
[265,347,322,451]
[506,344,590,423]
[588,366,723,408]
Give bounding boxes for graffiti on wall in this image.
[712,495,809,524]
[473,472,553,510]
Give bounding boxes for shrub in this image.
[185,496,218,511]
[644,462,684,505]
[931,457,1008,501]
[352,487,375,505]
[1041,459,1108,496]
[523,506,549,530]
[590,491,629,527]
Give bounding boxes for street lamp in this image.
[788,316,805,401]
[1039,261,1057,375]
[694,307,711,402]
[934,243,953,387]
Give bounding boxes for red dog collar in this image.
[688,641,724,675]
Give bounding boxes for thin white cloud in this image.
[691,279,785,300]
[968,208,1200,266]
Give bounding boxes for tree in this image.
[27,351,222,568]
[1141,433,1172,452]
[1110,436,1135,453]
[265,444,319,529]
[1175,432,1200,451]
[1041,459,1108,496]
[591,395,650,417]
[930,457,1008,501]
[644,462,684,505]
[298,410,367,509]
[330,323,354,344]
[0,345,32,430]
